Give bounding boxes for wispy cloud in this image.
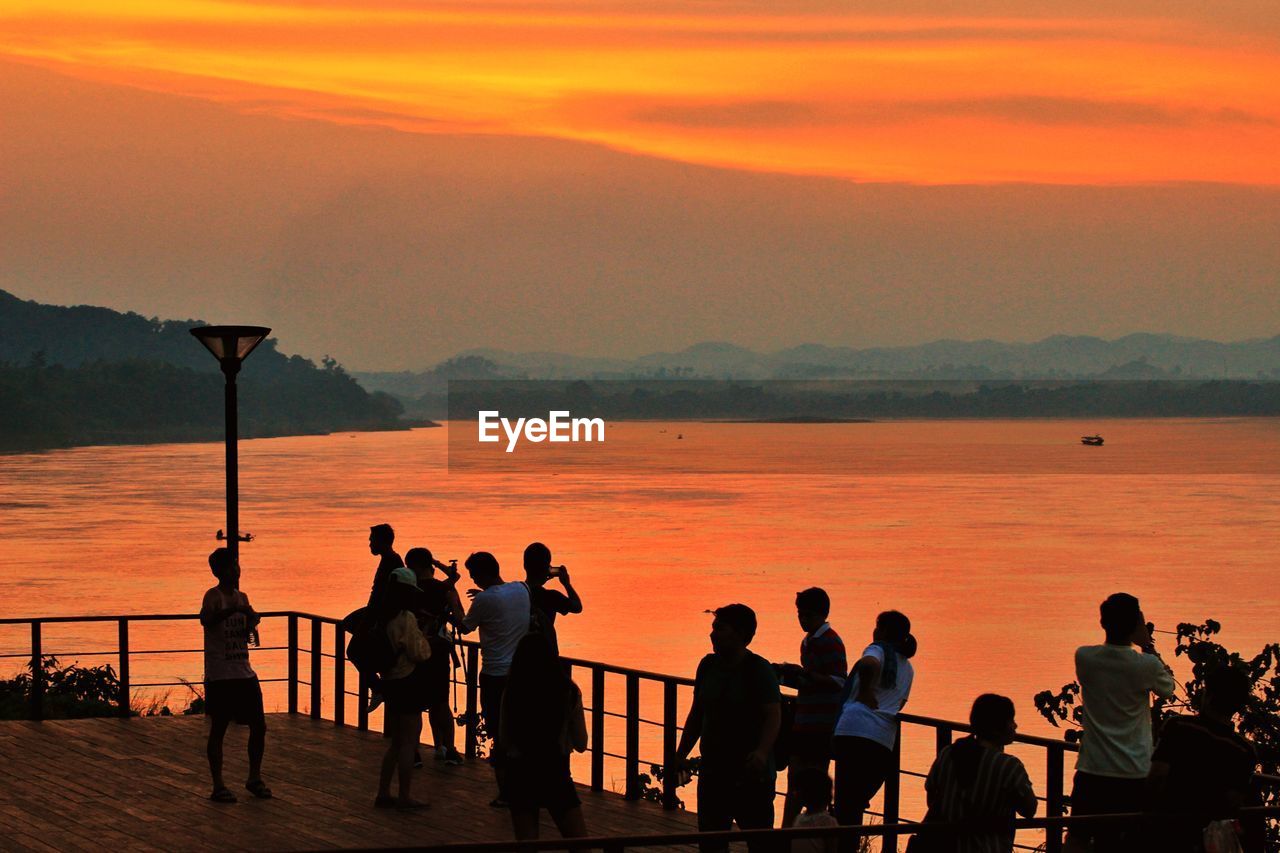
[633,96,1277,129]
[2,1,1278,183]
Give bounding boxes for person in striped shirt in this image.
[776,587,848,827]
[912,694,1037,853]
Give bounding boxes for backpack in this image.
[343,607,398,679]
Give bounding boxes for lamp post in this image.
[190,325,271,568]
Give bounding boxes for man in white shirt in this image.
[1068,592,1177,853]
[457,550,530,806]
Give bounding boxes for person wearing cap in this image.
[374,566,433,811]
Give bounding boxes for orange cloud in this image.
[2,1,1278,183]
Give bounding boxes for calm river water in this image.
[2,418,1277,816]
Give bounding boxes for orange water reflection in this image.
[1,418,1277,820]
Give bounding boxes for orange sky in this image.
[3,0,1280,184]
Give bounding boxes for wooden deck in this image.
[0,714,699,851]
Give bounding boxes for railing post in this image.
[287,614,298,714]
[117,619,130,718]
[662,678,679,810]
[310,618,322,719]
[591,667,605,792]
[884,721,902,852]
[30,621,43,721]
[624,673,640,800]
[464,645,479,757]
[1046,743,1065,853]
[935,724,952,756]
[358,671,370,731]
[334,623,345,727]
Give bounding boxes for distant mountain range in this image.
[355,334,1280,401]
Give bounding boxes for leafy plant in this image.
[0,658,208,719]
[455,710,490,759]
[0,656,121,719]
[632,760,696,809]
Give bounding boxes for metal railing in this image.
[3,611,1277,853]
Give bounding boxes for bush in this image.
[0,656,121,719]
[0,657,205,719]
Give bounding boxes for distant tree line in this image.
[440,379,1280,422]
[0,290,411,452]
[0,355,406,452]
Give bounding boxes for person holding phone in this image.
[522,542,583,655]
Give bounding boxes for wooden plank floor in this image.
[0,714,700,851]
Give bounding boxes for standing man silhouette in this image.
[201,548,270,803]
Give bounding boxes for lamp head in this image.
[190,325,271,373]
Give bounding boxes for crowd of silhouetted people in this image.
[198,531,1265,852]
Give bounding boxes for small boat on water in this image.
[1081,435,1104,446]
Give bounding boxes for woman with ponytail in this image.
[831,610,917,845]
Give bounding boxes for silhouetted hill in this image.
[0,290,410,451]
[356,334,1280,410]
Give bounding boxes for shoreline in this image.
[0,419,440,456]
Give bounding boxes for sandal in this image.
[244,779,273,800]
[210,787,237,804]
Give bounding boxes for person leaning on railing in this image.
[674,603,782,853]
[831,609,917,849]
[907,694,1037,853]
[774,587,847,828]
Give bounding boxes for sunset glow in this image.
[4,0,1279,184]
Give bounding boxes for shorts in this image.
[383,665,431,715]
[423,636,452,707]
[205,677,265,726]
[503,752,581,813]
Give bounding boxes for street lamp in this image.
[190,325,271,569]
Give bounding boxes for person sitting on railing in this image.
[1066,593,1176,853]
[831,609,917,848]
[790,768,839,853]
[457,550,531,808]
[674,603,782,853]
[499,632,589,841]
[406,547,465,767]
[364,522,405,715]
[200,547,271,804]
[366,523,405,611]
[1148,665,1262,853]
[775,587,847,828]
[908,694,1037,853]
[373,566,433,812]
